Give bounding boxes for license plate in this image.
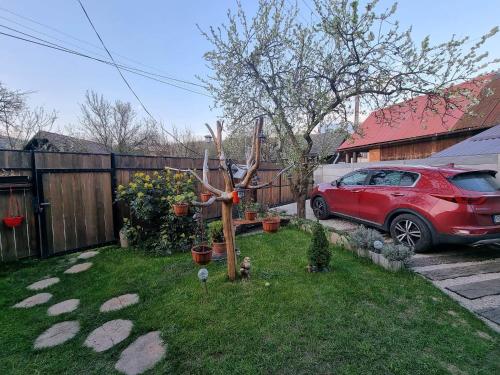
[494,215,500,224]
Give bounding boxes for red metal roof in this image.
[339,74,499,150]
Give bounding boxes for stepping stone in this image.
[47,299,80,316]
[446,277,500,299]
[417,260,500,281]
[84,319,133,352]
[34,321,80,349]
[100,294,139,313]
[115,331,166,375]
[13,293,52,308]
[77,251,99,260]
[64,262,93,274]
[27,277,60,291]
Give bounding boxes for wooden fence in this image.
[0,150,297,262]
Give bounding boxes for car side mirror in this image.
[331,179,340,187]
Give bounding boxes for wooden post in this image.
[221,200,236,280]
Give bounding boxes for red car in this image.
[310,165,500,252]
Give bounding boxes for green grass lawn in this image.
[0,228,499,374]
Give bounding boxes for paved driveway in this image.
[276,200,500,332]
[409,245,500,332]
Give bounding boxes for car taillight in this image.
[431,195,487,205]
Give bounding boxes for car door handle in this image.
[391,192,405,197]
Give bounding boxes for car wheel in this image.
[312,197,330,220]
[390,214,432,253]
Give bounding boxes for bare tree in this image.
[79,90,156,153]
[200,0,498,218]
[0,82,56,149]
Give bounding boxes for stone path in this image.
[13,249,165,374]
[77,251,99,260]
[48,299,80,316]
[115,331,166,375]
[34,321,80,349]
[64,262,93,274]
[100,294,139,312]
[14,293,52,308]
[84,319,133,352]
[410,245,500,332]
[27,277,60,291]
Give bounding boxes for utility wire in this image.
[0,24,211,97]
[0,5,204,88]
[75,0,202,156]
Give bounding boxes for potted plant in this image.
[200,191,212,202]
[208,220,226,256]
[172,193,190,216]
[244,201,260,221]
[262,211,281,233]
[191,242,212,265]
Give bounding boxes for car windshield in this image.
[450,172,500,192]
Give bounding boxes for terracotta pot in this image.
[244,210,257,221]
[191,244,212,265]
[200,193,212,203]
[212,241,227,255]
[173,203,189,217]
[262,217,280,233]
[3,216,24,228]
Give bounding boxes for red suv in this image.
[310,165,500,252]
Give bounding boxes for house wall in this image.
[378,135,470,161]
[314,154,500,184]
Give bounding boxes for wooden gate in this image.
[36,169,115,256]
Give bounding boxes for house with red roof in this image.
[338,73,500,162]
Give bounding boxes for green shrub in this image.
[307,222,331,271]
[349,225,385,252]
[208,220,225,244]
[382,243,414,262]
[116,170,198,255]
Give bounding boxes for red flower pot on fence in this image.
[3,216,24,229]
[191,244,212,265]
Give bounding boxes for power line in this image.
[0,5,204,88]
[0,24,212,98]
[0,13,206,89]
[75,0,202,156]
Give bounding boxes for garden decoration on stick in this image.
[165,118,292,281]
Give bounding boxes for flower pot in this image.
[191,244,212,265]
[244,210,257,221]
[200,193,212,203]
[119,229,129,248]
[173,203,189,217]
[212,241,227,255]
[262,217,280,233]
[3,216,24,229]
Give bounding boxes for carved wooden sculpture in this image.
[166,117,290,281]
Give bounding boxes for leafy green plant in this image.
[208,220,225,244]
[382,243,414,263]
[307,222,331,271]
[349,225,385,252]
[116,169,198,255]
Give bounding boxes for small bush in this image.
[208,220,225,244]
[116,170,198,255]
[349,225,385,252]
[307,222,331,271]
[382,243,414,262]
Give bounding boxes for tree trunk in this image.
[296,193,307,219]
[221,200,237,281]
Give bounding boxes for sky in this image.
[0,0,499,136]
